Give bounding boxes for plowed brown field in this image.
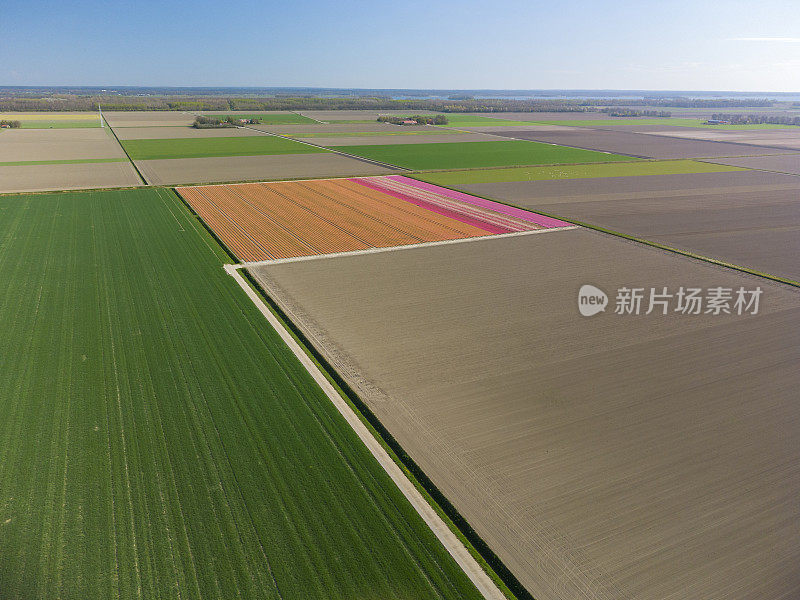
[177,179,494,261]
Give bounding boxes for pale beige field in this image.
[0,162,141,193]
[114,126,263,140]
[0,128,127,162]
[705,154,800,175]
[0,111,99,121]
[648,129,800,150]
[102,111,197,128]
[135,153,395,185]
[250,229,800,600]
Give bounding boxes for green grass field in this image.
[206,113,318,124]
[122,135,328,160]
[439,114,541,128]
[532,118,800,129]
[0,188,483,600]
[294,129,461,138]
[332,139,638,170]
[415,159,747,185]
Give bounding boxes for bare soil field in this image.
[705,154,800,175]
[485,128,788,158]
[461,170,800,281]
[249,228,800,600]
[0,161,141,193]
[134,153,395,185]
[102,110,197,127]
[580,123,713,133]
[193,110,299,116]
[297,132,496,146]
[454,124,585,133]
[0,128,127,162]
[114,126,263,140]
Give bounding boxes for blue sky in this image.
[2,0,799,91]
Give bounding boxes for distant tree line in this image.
[0,93,780,114]
[600,108,672,117]
[601,97,773,108]
[0,119,21,128]
[710,113,800,126]
[377,114,449,125]
[0,95,590,113]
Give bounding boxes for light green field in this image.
[0,157,128,167]
[0,187,484,600]
[415,159,748,185]
[535,118,800,129]
[205,113,318,124]
[122,135,327,160]
[0,113,102,129]
[19,120,102,129]
[332,139,637,170]
[439,114,543,127]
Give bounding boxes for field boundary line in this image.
[295,111,325,124]
[223,263,507,600]
[103,115,148,185]
[239,226,578,268]
[698,157,800,179]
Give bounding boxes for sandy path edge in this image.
[223,263,507,600]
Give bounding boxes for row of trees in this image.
[192,115,236,128]
[377,114,449,125]
[710,113,800,126]
[192,115,263,128]
[600,108,672,117]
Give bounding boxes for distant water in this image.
[2,86,798,101]
[385,91,800,101]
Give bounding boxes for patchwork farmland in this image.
[4,102,800,600]
[0,128,142,192]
